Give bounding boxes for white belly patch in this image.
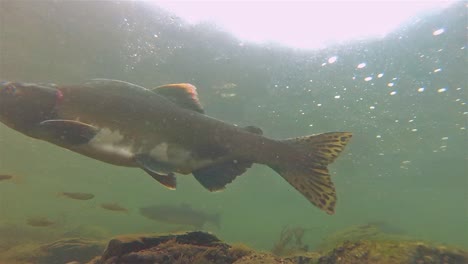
[88,128,133,159]
[85,127,213,171]
[148,142,213,172]
[149,142,169,161]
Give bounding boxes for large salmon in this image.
[0,79,351,214]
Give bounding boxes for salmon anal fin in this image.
[142,168,176,190]
[38,119,98,145]
[193,159,252,191]
[134,154,176,190]
[151,83,204,113]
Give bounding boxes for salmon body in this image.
[0,79,351,214]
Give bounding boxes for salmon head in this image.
[0,81,62,134]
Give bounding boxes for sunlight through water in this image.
[152,1,455,49]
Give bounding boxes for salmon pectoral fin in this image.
[37,119,98,145]
[192,159,253,191]
[273,132,352,215]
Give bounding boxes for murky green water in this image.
[0,1,466,256]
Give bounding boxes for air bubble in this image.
[437,88,447,93]
[433,28,445,36]
[328,56,337,64]
[357,63,366,69]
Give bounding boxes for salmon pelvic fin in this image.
[271,132,352,215]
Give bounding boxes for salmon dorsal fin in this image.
[152,83,204,114]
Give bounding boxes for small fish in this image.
[0,174,22,184]
[27,217,55,227]
[100,203,128,212]
[140,203,220,229]
[59,192,95,200]
[0,174,14,181]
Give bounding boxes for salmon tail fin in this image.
[271,132,352,215]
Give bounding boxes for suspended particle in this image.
[328,56,338,64]
[433,28,445,36]
[437,88,447,93]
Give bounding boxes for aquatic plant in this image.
[271,226,308,256]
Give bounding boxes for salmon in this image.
[0,79,352,214]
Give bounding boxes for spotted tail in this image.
[270,132,352,214]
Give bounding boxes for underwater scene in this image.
[0,1,466,263]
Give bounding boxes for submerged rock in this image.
[317,240,468,264]
[313,224,468,264]
[87,230,468,264]
[3,229,467,264]
[89,231,251,264]
[317,222,410,251]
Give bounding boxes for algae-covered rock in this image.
[4,228,467,264]
[317,222,410,251]
[313,224,468,264]
[86,230,467,264]
[233,253,295,264]
[91,231,252,264]
[317,240,468,264]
